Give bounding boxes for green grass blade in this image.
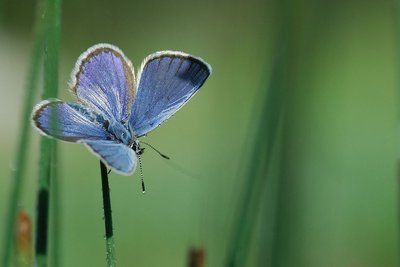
[224,52,286,267]
[395,0,400,260]
[34,0,61,265]
[1,0,46,265]
[50,144,62,267]
[224,1,290,264]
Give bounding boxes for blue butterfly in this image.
[32,44,212,175]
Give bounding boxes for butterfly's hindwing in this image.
[32,100,109,142]
[81,140,137,175]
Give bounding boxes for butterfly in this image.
[32,43,211,176]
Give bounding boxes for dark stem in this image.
[100,161,113,238]
[99,161,116,266]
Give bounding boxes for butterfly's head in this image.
[131,139,145,155]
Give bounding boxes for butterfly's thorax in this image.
[107,121,132,145]
[106,120,143,155]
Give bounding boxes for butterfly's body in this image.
[106,120,146,157]
[32,43,211,175]
[107,120,133,145]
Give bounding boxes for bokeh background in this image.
[1,0,399,266]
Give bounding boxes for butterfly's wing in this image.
[33,100,136,175]
[70,44,136,123]
[129,51,211,137]
[80,140,137,175]
[32,100,109,142]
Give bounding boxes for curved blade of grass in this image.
[1,0,46,265]
[35,0,61,265]
[224,2,290,264]
[224,50,286,267]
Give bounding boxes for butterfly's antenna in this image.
[140,141,170,160]
[138,155,146,193]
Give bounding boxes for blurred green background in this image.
[1,0,399,266]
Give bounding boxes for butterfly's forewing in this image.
[80,140,137,175]
[129,51,211,137]
[32,100,109,142]
[70,44,136,123]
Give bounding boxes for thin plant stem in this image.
[35,0,61,265]
[100,161,117,267]
[1,0,46,265]
[35,143,52,266]
[50,144,61,267]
